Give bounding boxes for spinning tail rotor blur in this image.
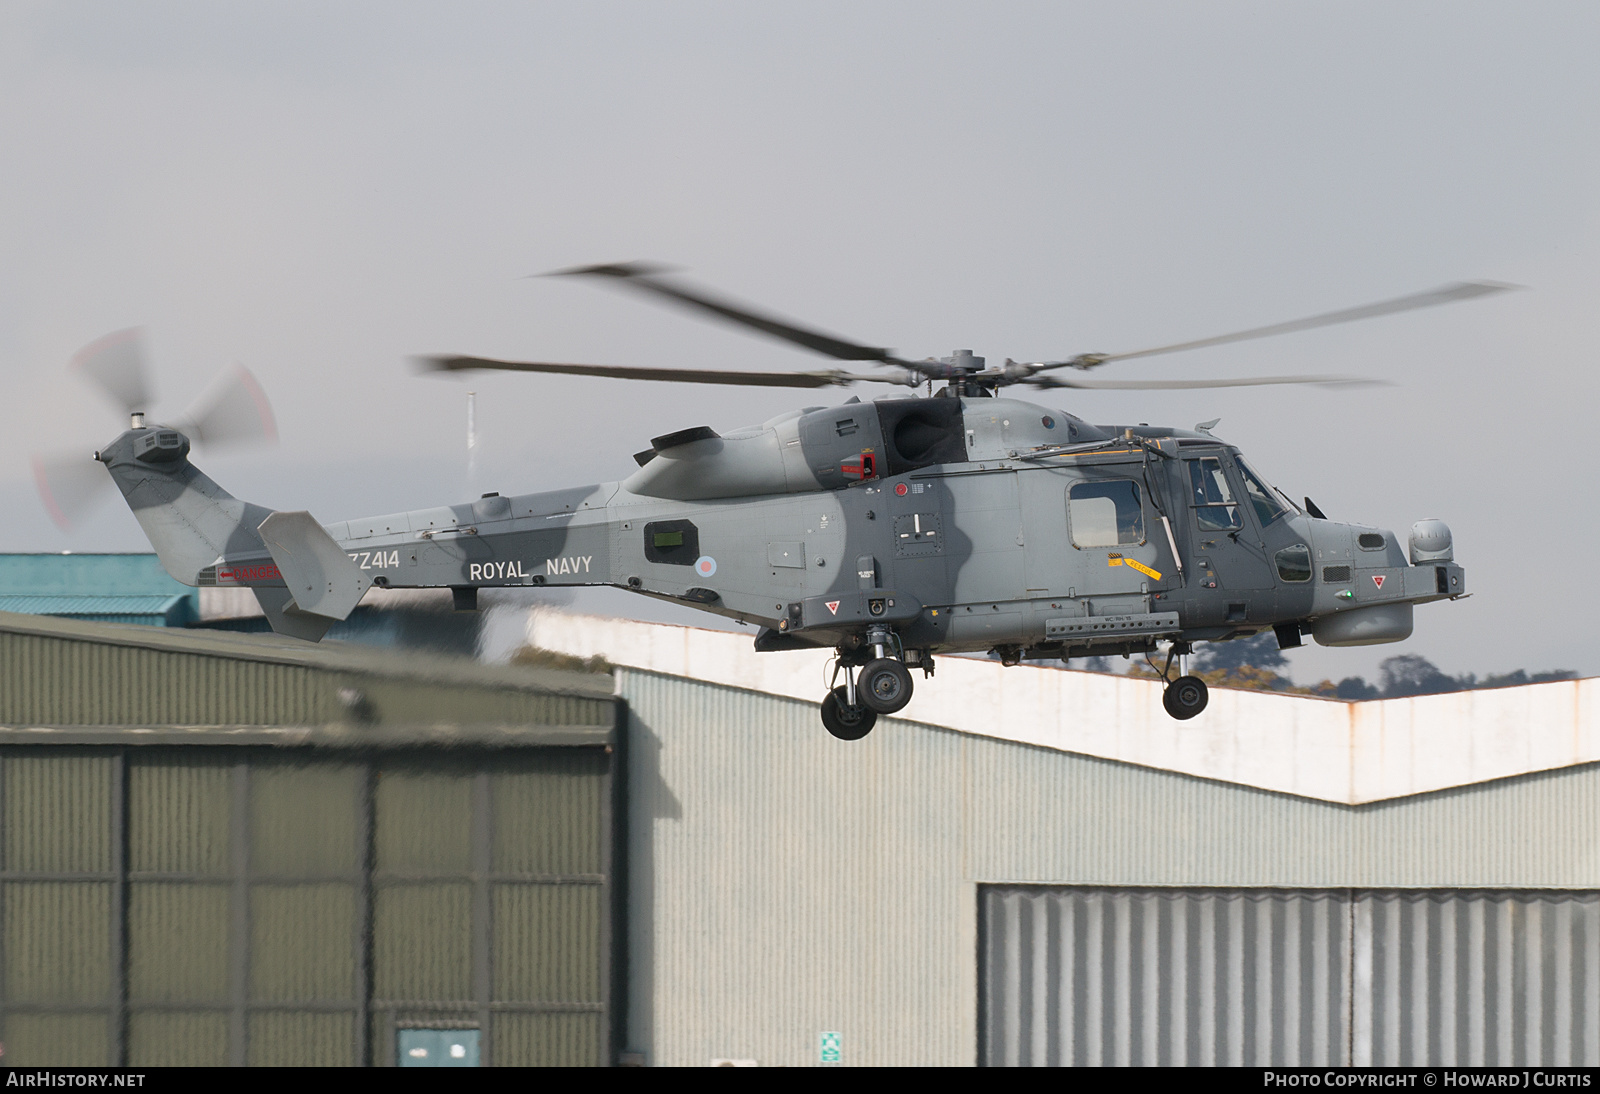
[31,329,278,531]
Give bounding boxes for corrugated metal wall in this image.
[1356,890,1600,1066]
[0,745,616,1067]
[370,752,610,1067]
[980,887,1600,1067]
[616,670,1600,1067]
[980,888,1349,1066]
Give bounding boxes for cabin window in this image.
[643,519,699,565]
[1186,458,1242,531]
[1068,480,1143,548]
[1237,458,1289,527]
[1275,544,1312,583]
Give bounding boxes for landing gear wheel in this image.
[1163,675,1209,720]
[858,658,914,715]
[820,686,878,741]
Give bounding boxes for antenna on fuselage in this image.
[466,389,478,493]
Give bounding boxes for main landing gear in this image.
[820,629,923,740]
[1154,642,1209,721]
[820,686,876,741]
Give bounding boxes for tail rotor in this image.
[71,327,152,417]
[32,450,115,531]
[176,365,278,448]
[32,330,278,530]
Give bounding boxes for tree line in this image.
[1082,632,1577,698]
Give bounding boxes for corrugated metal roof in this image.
[0,724,615,748]
[0,611,610,695]
[0,554,199,627]
[0,612,616,739]
[0,553,187,595]
[0,595,190,616]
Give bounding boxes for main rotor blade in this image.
[421,355,892,388]
[178,366,278,447]
[32,451,112,531]
[72,327,152,413]
[1048,281,1519,371]
[1028,373,1381,390]
[547,262,918,368]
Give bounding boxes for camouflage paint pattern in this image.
[97,395,1464,661]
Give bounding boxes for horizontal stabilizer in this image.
[257,511,371,627]
[251,586,335,642]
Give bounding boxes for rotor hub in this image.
[942,349,985,373]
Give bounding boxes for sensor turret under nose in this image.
[1409,519,1454,564]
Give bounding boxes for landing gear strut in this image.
[819,629,917,739]
[1154,641,1209,720]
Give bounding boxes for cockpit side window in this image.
[1186,458,1242,532]
[1068,480,1144,547]
[1236,458,1288,527]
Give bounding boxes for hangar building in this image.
[527,611,1600,1068]
[0,554,197,628]
[0,605,1595,1066]
[0,611,621,1067]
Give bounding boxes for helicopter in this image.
[79,264,1503,739]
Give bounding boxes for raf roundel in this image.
[694,555,717,578]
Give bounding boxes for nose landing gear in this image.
[1154,641,1209,720]
[1162,674,1209,720]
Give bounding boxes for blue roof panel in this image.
[0,555,198,626]
[0,594,193,621]
[0,554,190,597]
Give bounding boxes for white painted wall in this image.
[524,609,1600,804]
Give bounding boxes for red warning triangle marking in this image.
[1372,575,1385,589]
[826,601,840,615]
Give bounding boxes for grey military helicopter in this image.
[80,265,1503,739]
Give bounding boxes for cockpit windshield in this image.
[1186,457,1242,531]
[1235,458,1293,526]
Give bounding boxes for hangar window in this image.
[1068,480,1143,548]
[1186,457,1242,532]
[644,520,699,565]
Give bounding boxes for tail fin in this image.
[101,424,373,642]
[99,423,274,585]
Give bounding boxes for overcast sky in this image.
[2,2,1596,682]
